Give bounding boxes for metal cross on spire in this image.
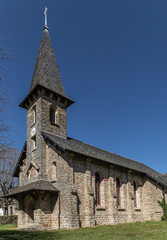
[44,7,48,27]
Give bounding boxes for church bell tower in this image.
[19,8,74,180]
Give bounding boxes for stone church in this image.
[5,17,167,230]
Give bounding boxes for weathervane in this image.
[44,7,48,27]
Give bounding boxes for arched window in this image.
[50,106,56,123]
[24,196,35,220]
[95,172,101,205]
[116,178,121,207]
[50,106,60,125]
[32,106,36,125]
[52,162,57,180]
[133,181,137,207]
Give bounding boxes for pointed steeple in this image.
[20,9,74,109]
[19,7,74,109]
[30,27,66,98]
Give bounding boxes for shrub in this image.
[0,215,17,225]
[158,199,167,221]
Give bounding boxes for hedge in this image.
[0,215,17,225]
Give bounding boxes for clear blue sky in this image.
[0,0,167,173]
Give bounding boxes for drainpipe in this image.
[163,187,166,221]
[58,192,61,229]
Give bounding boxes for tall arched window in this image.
[50,106,60,125]
[32,106,36,125]
[95,172,101,205]
[133,181,137,207]
[50,106,56,123]
[116,178,121,207]
[52,162,57,180]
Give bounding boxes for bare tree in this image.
[0,146,19,194]
[0,39,14,147]
[0,40,19,215]
[0,39,14,69]
[0,93,9,148]
[0,146,19,215]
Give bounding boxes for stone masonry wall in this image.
[31,144,163,229]
[26,98,44,184]
[18,137,164,230]
[142,178,163,221]
[23,96,67,186]
[45,144,79,229]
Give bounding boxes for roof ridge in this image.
[43,132,162,177]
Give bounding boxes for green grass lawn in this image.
[0,224,17,231]
[0,221,167,240]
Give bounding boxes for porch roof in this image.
[2,180,59,198]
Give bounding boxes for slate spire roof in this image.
[30,28,66,98]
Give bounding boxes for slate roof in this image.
[42,131,167,188]
[30,29,66,98]
[162,173,167,182]
[3,180,59,198]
